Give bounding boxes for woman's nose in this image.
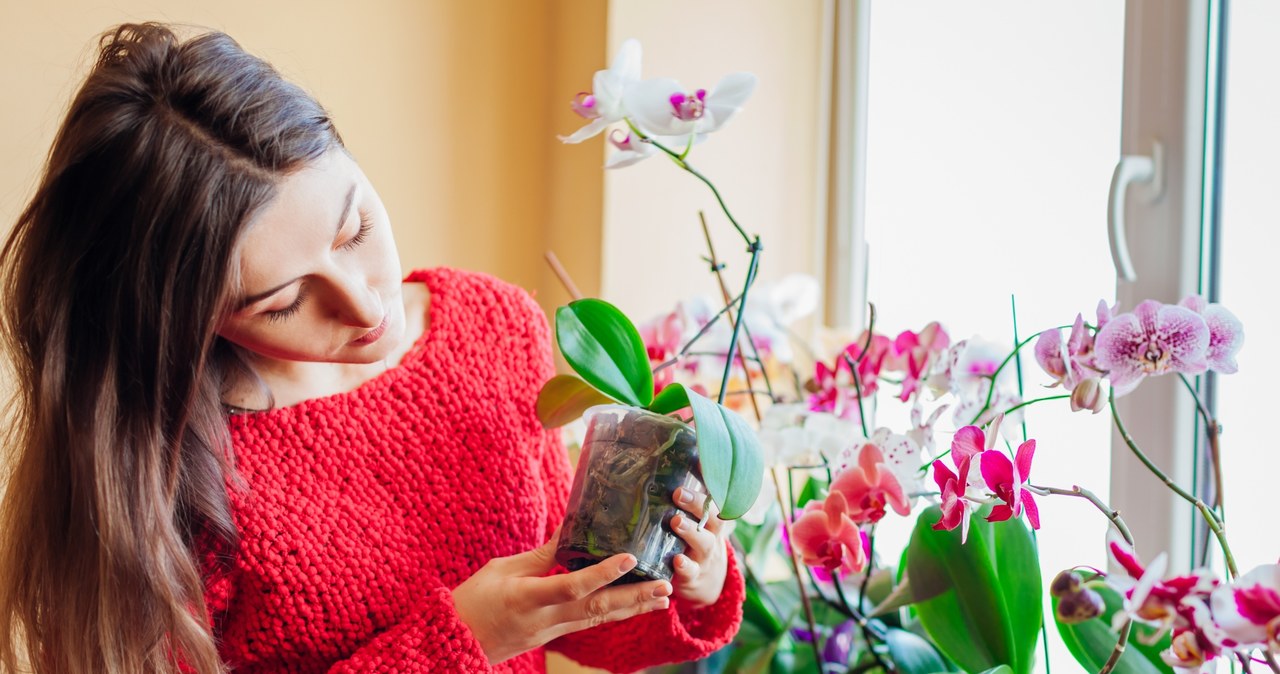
[328,275,383,328]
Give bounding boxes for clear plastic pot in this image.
[555,404,704,583]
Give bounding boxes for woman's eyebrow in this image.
[236,183,358,311]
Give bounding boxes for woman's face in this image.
[217,148,406,365]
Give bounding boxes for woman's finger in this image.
[670,512,719,562]
[526,553,637,606]
[674,487,724,534]
[553,580,673,636]
[671,553,700,584]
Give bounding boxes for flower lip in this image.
[352,315,389,346]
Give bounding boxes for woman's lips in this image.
[352,315,389,346]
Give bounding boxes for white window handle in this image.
[1107,141,1163,283]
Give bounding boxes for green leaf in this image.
[682,387,764,519]
[1053,581,1173,674]
[991,516,1043,671]
[535,375,615,428]
[978,667,1014,674]
[907,507,1030,674]
[555,299,653,407]
[643,384,764,520]
[884,628,949,674]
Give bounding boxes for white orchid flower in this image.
[603,128,657,169]
[559,39,642,144]
[623,72,758,144]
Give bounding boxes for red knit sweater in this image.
[206,267,744,673]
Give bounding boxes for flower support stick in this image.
[771,466,824,673]
[1178,373,1225,518]
[1109,395,1240,578]
[717,243,762,406]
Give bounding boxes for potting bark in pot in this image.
[555,404,705,584]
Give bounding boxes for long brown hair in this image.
[0,23,340,673]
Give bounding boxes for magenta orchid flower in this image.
[1179,294,1245,375]
[979,438,1040,529]
[830,442,911,525]
[1108,539,1223,647]
[1035,313,1096,390]
[790,490,869,577]
[559,39,641,144]
[1095,300,1210,396]
[932,457,973,542]
[1209,563,1280,651]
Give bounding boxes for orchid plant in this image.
[537,39,766,522]
[643,291,1259,674]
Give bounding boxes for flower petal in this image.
[699,72,758,134]
[623,77,694,138]
[558,117,609,144]
[951,425,985,465]
[980,448,1014,494]
[1020,489,1040,529]
[1014,439,1036,481]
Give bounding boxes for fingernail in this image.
[652,582,672,598]
[653,597,670,610]
[676,489,692,505]
[619,555,637,573]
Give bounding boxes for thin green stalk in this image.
[717,244,760,405]
[989,394,1072,421]
[967,324,1074,425]
[1178,373,1225,520]
[652,290,746,374]
[1110,395,1239,578]
[842,353,871,438]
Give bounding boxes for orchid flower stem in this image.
[830,570,890,673]
[988,394,1072,421]
[1030,484,1133,546]
[685,351,764,364]
[841,353,871,438]
[1262,649,1280,674]
[770,466,824,673]
[1098,619,1132,674]
[1177,373,1225,519]
[627,120,753,247]
[717,244,761,406]
[699,211,775,408]
[967,324,1074,425]
[1109,395,1240,579]
[652,290,746,374]
[854,303,878,365]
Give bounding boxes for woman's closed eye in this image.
[339,213,374,251]
[264,288,308,323]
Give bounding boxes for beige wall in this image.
[602,0,827,323]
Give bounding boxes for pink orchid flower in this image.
[790,491,869,577]
[1209,563,1280,651]
[830,442,911,525]
[932,457,973,542]
[883,322,950,373]
[1095,300,1210,396]
[1179,294,1244,375]
[1034,313,1096,390]
[1109,539,1222,645]
[979,438,1040,529]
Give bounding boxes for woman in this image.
[0,23,742,673]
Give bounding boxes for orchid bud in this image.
[1054,587,1105,624]
[1070,377,1106,414]
[1050,570,1082,598]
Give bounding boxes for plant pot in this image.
[555,404,704,583]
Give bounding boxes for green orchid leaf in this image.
[1053,580,1173,674]
[907,506,1022,674]
[644,383,764,520]
[648,382,691,415]
[682,387,764,519]
[555,299,653,407]
[535,374,615,428]
[883,628,949,674]
[978,667,1015,674]
[991,515,1043,671]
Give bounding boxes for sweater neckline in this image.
[227,268,443,420]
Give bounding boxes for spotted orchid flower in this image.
[1179,294,1244,375]
[790,490,869,577]
[1108,539,1221,644]
[1035,313,1096,390]
[1209,563,1280,651]
[979,437,1040,529]
[559,39,642,144]
[830,442,911,525]
[623,71,758,144]
[1095,300,1210,396]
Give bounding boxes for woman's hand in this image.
[451,530,673,665]
[668,487,733,607]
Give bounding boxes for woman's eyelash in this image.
[340,213,374,250]
[265,288,307,323]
